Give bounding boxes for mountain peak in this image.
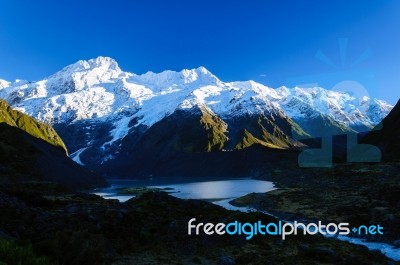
[87,56,120,71]
[179,66,219,84]
[47,56,123,91]
[59,56,121,74]
[195,66,211,74]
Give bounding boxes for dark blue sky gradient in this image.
[0,0,399,103]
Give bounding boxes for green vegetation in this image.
[235,129,283,150]
[138,105,229,153]
[0,238,50,265]
[115,186,173,196]
[0,99,67,153]
[232,114,308,150]
[199,106,229,152]
[134,105,311,157]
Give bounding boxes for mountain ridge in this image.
[0,56,393,176]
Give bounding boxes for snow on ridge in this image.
[0,79,10,89]
[70,147,88,165]
[133,66,220,89]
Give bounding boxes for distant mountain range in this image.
[0,56,393,177]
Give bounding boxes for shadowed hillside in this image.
[0,99,106,189]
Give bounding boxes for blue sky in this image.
[0,0,399,103]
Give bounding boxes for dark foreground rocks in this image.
[233,162,400,246]
[0,181,396,265]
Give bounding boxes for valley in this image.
[1,57,399,264]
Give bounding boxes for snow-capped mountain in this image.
[274,86,391,132]
[0,56,393,176]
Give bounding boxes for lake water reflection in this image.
[92,178,275,202]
